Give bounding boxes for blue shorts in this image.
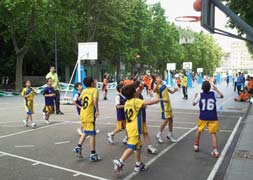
[82,122,96,136]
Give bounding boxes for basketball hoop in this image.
[175,16,200,22]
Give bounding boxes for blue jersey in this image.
[199,91,218,121]
[43,86,55,106]
[116,94,126,120]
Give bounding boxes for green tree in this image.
[226,0,253,54]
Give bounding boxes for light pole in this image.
[54,30,58,73]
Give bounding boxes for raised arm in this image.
[213,85,224,98]
[192,93,199,106]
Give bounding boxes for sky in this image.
[146,0,241,52]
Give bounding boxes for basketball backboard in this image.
[78,42,98,60]
[216,67,222,72]
[200,0,253,44]
[197,68,203,73]
[201,0,215,33]
[183,62,192,70]
[167,63,176,71]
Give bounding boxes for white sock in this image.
[136,161,141,166]
[157,132,162,136]
[119,159,124,165]
[168,132,172,136]
[148,145,152,149]
[108,132,113,136]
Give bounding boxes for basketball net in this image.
[179,28,195,45]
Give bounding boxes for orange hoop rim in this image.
[175,16,200,22]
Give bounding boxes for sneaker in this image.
[134,162,148,172]
[89,153,101,162]
[156,134,163,144]
[73,146,83,158]
[56,111,64,115]
[23,119,28,127]
[166,134,177,143]
[42,112,46,119]
[122,136,128,145]
[77,128,83,136]
[31,123,37,129]
[211,150,219,158]
[113,159,124,174]
[193,145,199,152]
[107,133,114,144]
[45,120,50,124]
[147,146,158,154]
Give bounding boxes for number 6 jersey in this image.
[80,87,99,123]
[197,91,218,121]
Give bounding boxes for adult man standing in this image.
[182,74,188,100]
[236,72,243,95]
[234,74,238,92]
[46,66,64,115]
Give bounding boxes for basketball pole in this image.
[63,60,78,99]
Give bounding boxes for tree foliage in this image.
[226,0,253,54]
[0,0,222,90]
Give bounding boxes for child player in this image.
[135,81,158,154]
[73,82,83,135]
[43,78,56,124]
[21,80,37,128]
[113,84,165,174]
[154,75,178,144]
[107,83,128,144]
[192,81,223,158]
[73,76,100,161]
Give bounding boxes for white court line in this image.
[218,96,234,107]
[207,116,242,180]
[65,121,232,133]
[1,125,24,128]
[123,126,197,180]
[15,145,35,148]
[148,109,198,115]
[147,110,241,118]
[0,121,22,124]
[32,162,40,166]
[73,173,80,177]
[0,150,109,180]
[0,121,69,139]
[54,141,70,145]
[147,120,196,125]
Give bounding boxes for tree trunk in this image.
[15,52,26,91]
[116,57,121,81]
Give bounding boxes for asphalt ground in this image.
[0,83,249,180]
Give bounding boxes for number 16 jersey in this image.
[124,98,144,138]
[80,87,99,123]
[198,91,218,121]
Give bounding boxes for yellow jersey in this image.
[182,76,188,87]
[21,87,35,101]
[124,98,144,137]
[80,87,99,123]
[155,84,172,113]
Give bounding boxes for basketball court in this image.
[0,83,249,180]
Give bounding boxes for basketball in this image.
[193,0,201,12]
